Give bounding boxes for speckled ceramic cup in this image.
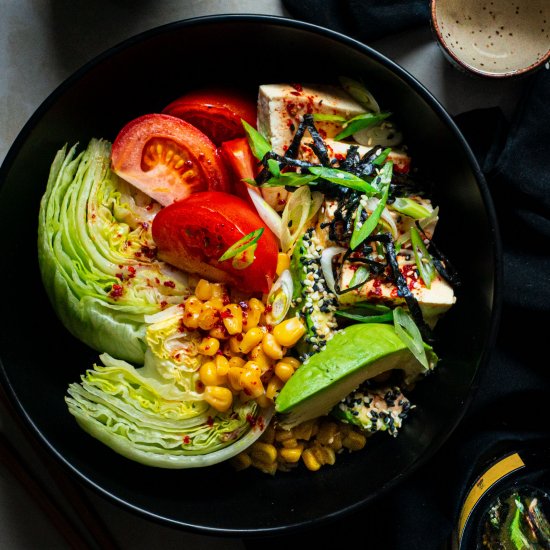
[431,0,550,77]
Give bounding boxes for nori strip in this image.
[302,114,331,166]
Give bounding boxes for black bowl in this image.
[0,15,500,535]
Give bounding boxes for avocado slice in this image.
[275,323,436,429]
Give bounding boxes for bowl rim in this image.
[430,0,550,78]
[0,13,503,536]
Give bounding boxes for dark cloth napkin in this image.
[246,2,550,549]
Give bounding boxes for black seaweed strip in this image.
[415,222,462,287]
[285,118,308,159]
[340,145,360,172]
[303,114,331,166]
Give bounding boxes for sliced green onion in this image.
[350,162,393,249]
[353,122,403,147]
[312,113,347,122]
[393,306,429,370]
[338,76,381,113]
[349,265,369,289]
[308,166,377,195]
[372,147,392,165]
[280,186,312,253]
[263,172,318,188]
[390,197,431,219]
[335,112,391,141]
[247,188,283,240]
[267,158,281,177]
[335,310,394,323]
[410,226,436,289]
[231,244,257,270]
[242,120,271,161]
[351,302,391,313]
[218,228,264,262]
[265,269,294,325]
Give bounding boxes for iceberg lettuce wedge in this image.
[38,139,190,363]
[66,354,273,468]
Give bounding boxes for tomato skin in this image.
[152,192,278,294]
[111,113,230,206]
[162,88,257,145]
[220,137,260,204]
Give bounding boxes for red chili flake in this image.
[220,309,233,319]
[282,145,289,152]
[115,273,124,280]
[163,280,176,288]
[183,435,191,444]
[141,245,156,259]
[196,381,205,391]
[372,278,383,296]
[390,287,399,298]
[160,300,168,309]
[155,277,160,284]
[290,83,303,92]
[285,101,298,117]
[206,416,214,427]
[335,153,345,161]
[134,252,142,258]
[109,284,123,298]
[256,416,265,431]
[235,333,244,342]
[246,414,256,427]
[278,198,287,206]
[290,91,301,96]
[264,304,273,313]
[222,295,231,306]
[127,266,136,278]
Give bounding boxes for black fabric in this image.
[246,3,550,549]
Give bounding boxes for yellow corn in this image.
[251,459,278,475]
[316,421,339,446]
[228,336,242,355]
[342,431,367,451]
[281,438,300,449]
[183,296,202,329]
[204,297,224,311]
[209,324,229,340]
[198,307,218,331]
[239,327,264,354]
[265,376,284,400]
[278,356,301,370]
[275,429,295,443]
[302,448,322,471]
[255,393,272,408]
[248,344,272,371]
[195,279,213,301]
[221,304,243,335]
[232,453,252,471]
[261,333,284,360]
[250,442,277,464]
[215,354,230,376]
[272,317,306,347]
[260,425,276,444]
[203,386,233,412]
[276,253,290,276]
[210,283,225,299]
[246,298,264,329]
[199,361,225,386]
[198,337,219,356]
[228,356,246,369]
[240,369,264,399]
[279,445,303,463]
[228,366,245,391]
[293,419,316,441]
[312,445,336,466]
[274,361,295,383]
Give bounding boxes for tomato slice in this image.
[152,192,278,294]
[220,137,260,204]
[111,113,230,206]
[162,88,257,145]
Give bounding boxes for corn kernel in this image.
[278,356,301,370]
[232,453,252,471]
[203,385,233,412]
[195,279,213,301]
[183,296,202,329]
[209,324,229,340]
[198,307,218,331]
[272,317,306,347]
[260,425,276,444]
[248,344,272,371]
[250,442,277,464]
[239,327,264,354]
[240,369,264,399]
[210,283,225,299]
[199,361,224,386]
[228,366,245,391]
[265,376,284,400]
[228,356,246,369]
[293,419,316,441]
[204,297,224,311]
[246,298,264,329]
[198,337,219,356]
[342,431,367,451]
[281,438,300,449]
[215,354,230,376]
[228,336,242,355]
[276,253,290,276]
[274,361,295,383]
[302,448,322,471]
[251,459,278,475]
[316,421,339,446]
[279,445,303,463]
[221,304,243,335]
[275,429,295,442]
[261,333,284,360]
[255,393,272,408]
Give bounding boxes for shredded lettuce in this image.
[38,139,190,363]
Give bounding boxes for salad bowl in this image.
[0,15,500,534]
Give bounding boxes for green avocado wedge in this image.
[275,323,437,429]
